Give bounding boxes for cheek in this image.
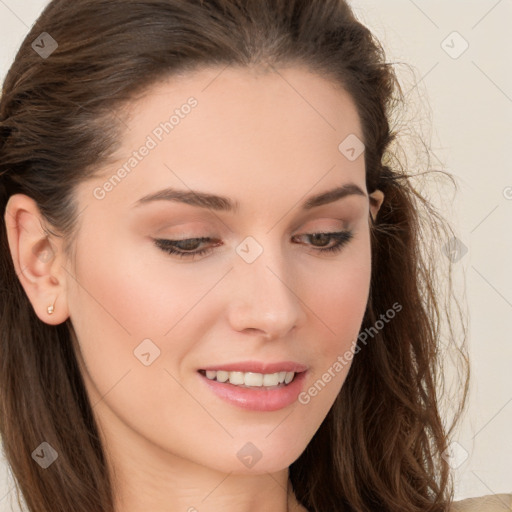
[301,232,372,342]
[67,224,213,339]
[293,233,371,410]
[64,226,210,400]
[65,227,222,454]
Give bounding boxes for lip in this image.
[198,368,308,412]
[199,361,308,374]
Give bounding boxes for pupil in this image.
[312,233,329,246]
[179,239,200,250]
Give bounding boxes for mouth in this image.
[197,367,308,411]
[197,369,301,389]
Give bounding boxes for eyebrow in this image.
[133,183,367,212]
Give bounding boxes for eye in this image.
[153,230,354,260]
[153,237,220,260]
[291,230,354,254]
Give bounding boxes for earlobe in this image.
[4,194,69,325]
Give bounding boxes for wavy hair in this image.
[0,1,469,511]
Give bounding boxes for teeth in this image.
[216,370,229,383]
[284,371,294,384]
[229,371,245,385]
[203,370,296,387]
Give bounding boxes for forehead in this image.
[78,65,365,214]
[124,64,362,140]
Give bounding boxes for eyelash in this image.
[153,230,354,260]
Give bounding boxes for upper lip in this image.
[199,361,308,374]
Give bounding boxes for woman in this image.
[0,1,508,511]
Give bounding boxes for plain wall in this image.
[0,0,510,509]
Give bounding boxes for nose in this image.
[226,243,304,340]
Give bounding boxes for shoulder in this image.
[451,493,512,511]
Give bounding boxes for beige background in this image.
[0,0,511,509]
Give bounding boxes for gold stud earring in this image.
[47,300,56,315]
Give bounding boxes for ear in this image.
[4,193,70,325]
[368,189,384,222]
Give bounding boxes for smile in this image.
[198,369,296,388]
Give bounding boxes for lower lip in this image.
[198,371,307,412]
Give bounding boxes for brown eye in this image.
[308,233,331,247]
[153,237,220,259]
[292,231,354,254]
[153,231,354,260]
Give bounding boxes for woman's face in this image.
[58,66,383,475]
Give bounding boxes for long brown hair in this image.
[0,1,469,511]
